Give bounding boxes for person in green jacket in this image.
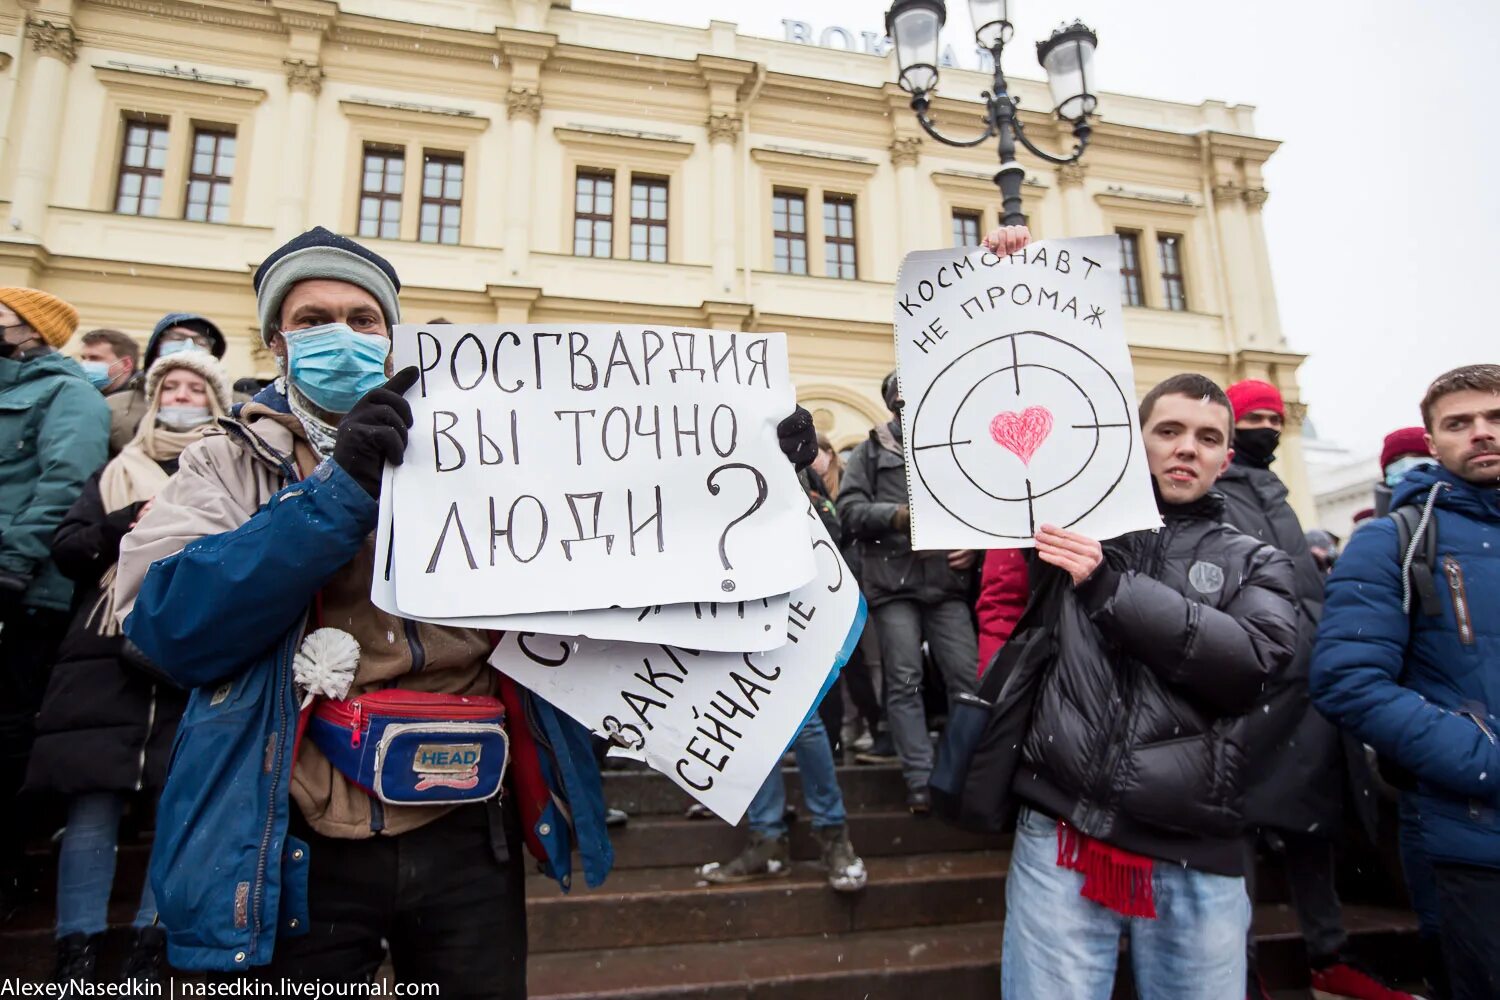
[0,287,110,920]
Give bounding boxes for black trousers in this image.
[241,796,527,999]
[1243,830,1347,970]
[1434,863,1500,1000]
[0,606,69,875]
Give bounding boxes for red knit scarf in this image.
[1056,821,1158,919]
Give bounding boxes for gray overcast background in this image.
[577,0,1498,457]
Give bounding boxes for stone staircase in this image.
[1,761,1425,997]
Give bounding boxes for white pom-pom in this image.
[293,627,361,708]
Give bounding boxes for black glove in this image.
[777,406,817,472]
[0,571,29,616]
[331,367,419,500]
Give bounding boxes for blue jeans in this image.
[747,714,846,836]
[1003,807,1250,1000]
[56,792,157,937]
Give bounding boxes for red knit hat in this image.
[1225,379,1285,421]
[1380,426,1429,471]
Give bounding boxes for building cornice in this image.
[931,168,1047,194]
[86,0,284,35]
[751,146,878,183]
[332,16,497,63]
[547,43,699,89]
[555,125,695,161]
[496,27,559,64]
[339,98,490,134]
[1095,190,1201,218]
[93,64,267,105]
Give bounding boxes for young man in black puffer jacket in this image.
[994,373,1298,999]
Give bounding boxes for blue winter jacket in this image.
[1311,464,1500,869]
[121,392,612,971]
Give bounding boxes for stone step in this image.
[0,893,1421,992]
[526,905,1423,1000]
[602,762,910,817]
[606,811,1004,870]
[528,920,1004,1000]
[528,851,1007,953]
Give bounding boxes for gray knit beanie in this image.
[252,227,402,344]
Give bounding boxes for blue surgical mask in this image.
[284,323,391,415]
[1384,455,1436,487]
[157,339,206,358]
[79,360,115,390]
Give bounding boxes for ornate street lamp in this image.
[886,0,1098,226]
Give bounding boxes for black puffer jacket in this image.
[838,421,972,608]
[24,469,187,797]
[1218,461,1362,837]
[1015,492,1298,872]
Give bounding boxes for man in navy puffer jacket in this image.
[1312,363,1500,1000]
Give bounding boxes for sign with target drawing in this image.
[893,236,1161,550]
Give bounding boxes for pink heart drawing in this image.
[989,406,1054,466]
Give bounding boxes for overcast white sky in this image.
[577,0,1498,457]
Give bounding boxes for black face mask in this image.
[1234,427,1280,468]
[0,323,33,360]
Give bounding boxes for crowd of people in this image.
[0,222,1493,1000]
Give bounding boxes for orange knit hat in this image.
[0,287,80,348]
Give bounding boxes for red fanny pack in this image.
[306,690,508,805]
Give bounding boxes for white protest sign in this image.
[372,469,793,651]
[489,507,866,824]
[387,325,815,616]
[894,237,1159,549]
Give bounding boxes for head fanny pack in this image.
[295,595,509,806]
[306,690,509,806]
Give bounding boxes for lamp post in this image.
[885,0,1099,227]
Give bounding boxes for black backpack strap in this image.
[1390,504,1442,617]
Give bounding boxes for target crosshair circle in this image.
[910,331,1135,540]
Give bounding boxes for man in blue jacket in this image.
[114,228,820,992]
[112,230,616,995]
[1312,363,1500,1000]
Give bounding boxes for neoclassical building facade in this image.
[0,0,1314,515]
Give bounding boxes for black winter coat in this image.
[1010,493,1298,869]
[1218,461,1363,837]
[24,469,187,797]
[837,422,972,608]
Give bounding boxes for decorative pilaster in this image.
[889,136,922,166]
[1212,181,1243,205]
[1056,162,1086,187]
[1242,187,1269,209]
[506,86,542,122]
[26,18,78,65]
[10,18,78,238]
[283,59,324,96]
[706,113,743,143]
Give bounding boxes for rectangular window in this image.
[772,190,808,276]
[114,118,169,217]
[358,144,404,241]
[629,176,668,263]
[183,127,236,224]
[419,152,463,245]
[952,210,982,248]
[1117,229,1144,307]
[823,195,857,280]
[573,170,614,258]
[1157,233,1188,311]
